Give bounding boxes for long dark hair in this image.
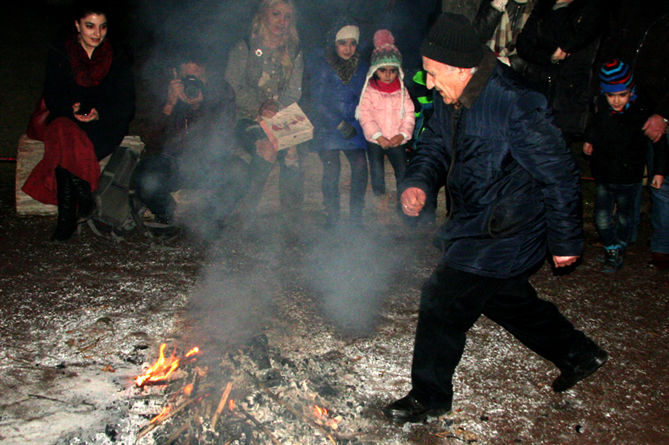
[72,0,111,21]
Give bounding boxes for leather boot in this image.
[51,166,78,243]
[71,174,96,222]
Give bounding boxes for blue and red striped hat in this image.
[599,59,635,94]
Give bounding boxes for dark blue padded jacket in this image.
[402,51,583,278]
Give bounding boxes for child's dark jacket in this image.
[584,93,669,184]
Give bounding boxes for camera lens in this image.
[182,76,202,99]
[184,85,200,99]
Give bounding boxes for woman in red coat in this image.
[23,0,135,242]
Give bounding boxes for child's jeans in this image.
[594,182,643,248]
[367,142,407,196]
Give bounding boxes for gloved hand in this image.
[336,120,357,140]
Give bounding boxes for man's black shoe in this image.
[382,395,451,424]
[552,349,608,392]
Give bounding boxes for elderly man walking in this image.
[384,12,607,424]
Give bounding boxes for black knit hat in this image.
[420,12,484,68]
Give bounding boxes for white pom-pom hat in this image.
[356,29,406,120]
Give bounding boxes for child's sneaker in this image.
[601,246,624,272]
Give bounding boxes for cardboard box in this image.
[260,103,314,150]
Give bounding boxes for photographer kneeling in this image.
[135,51,250,239]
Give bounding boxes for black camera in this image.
[181,75,204,99]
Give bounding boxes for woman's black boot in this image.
[51,166,78,243]
[71,174,96,222]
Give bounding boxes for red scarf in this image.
[370,77,401,93]
[65,33,113,87]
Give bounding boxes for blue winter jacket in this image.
[402,51,583,278]
[305,50,368,150]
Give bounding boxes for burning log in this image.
[132,339,358,444]
[135,397,199,443]
[210,381,233,430]
[136,343,180,387]
[133,344,204,443]
[136,343,200,387]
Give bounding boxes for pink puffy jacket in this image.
[358,83,415,144]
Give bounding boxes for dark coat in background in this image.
[474,0,536,72]
[143,75,238,160]
[515,0,606,138]
[401,51,583,278]
[598,0,669,122]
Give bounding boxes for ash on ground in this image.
[1,168,667,445]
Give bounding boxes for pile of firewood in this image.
[131,335,357,445]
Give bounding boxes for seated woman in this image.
[224,0,304,215]
[22,0,135,243]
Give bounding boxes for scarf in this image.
[65,32,113,87]
[356,74,406,120]
[326,50,360,85]
[370,77,401,93]
[487,0,534,57]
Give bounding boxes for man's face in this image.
[175,62,207,105]
[178,63,207,84]
[422,56,470,105]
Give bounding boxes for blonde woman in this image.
[225,0,304,215]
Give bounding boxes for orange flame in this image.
[150,406,170,424]
[229,399,235,411]
[136,343,180,387]
[314,405,328,418]
[185,347,200,357]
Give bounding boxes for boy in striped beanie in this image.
[582,58,669,272]
[599,58,637,112]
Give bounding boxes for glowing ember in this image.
[184,383,194,396]
[314,405,328,419]
[135,343,200,387]
[185,347,199,357]
[150,406,170,424]
[229,399,235,411]
[313,404,341,430]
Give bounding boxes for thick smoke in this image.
[305,230,404,337]
[124,0,436,342]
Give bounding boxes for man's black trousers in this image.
[410,262,600,407]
